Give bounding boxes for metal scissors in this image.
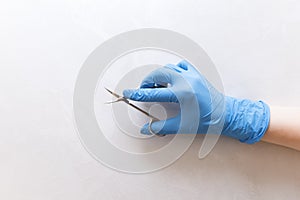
[104,88,165,136]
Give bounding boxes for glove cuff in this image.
[222,96,270,144]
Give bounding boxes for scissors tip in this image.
[104,87,122,99]
[104,87,113,94]
[105,87,120,97]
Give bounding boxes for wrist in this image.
[221,96,270,144]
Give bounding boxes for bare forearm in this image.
[261,106,300,151]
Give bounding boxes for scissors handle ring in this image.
[148,118,166,137]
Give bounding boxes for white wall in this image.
[1,0,300,199]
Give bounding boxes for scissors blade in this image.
[104,87,165,136]
[104,87,159,120]
[105,87,122,99]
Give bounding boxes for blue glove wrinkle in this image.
[222,97,270,144]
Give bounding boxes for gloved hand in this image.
[123,60,270,144]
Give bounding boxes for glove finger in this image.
[177,60,201,74]
[140,117,180,135]
[176,60,189,70]
[140,68,175,88]
[123,88,177,102]
[164,63,184,73]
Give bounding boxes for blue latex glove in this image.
[123,60,270,144]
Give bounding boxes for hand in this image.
[123,60,270,144]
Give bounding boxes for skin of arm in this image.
[261,106,300,151]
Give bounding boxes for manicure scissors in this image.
[104,88,165,136]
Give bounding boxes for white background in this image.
[1,0,300,199]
